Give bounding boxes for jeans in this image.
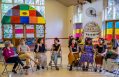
[51,52,58,65]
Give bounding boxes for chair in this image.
[112,59,119,77]
[1,57,14,75]
[50,51,62,69]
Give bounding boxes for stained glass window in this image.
[115,5,119,19]
[15,25,24,38]
[2,4,13,13]
[14,0,24,4]
[26,25,34,38]
[3,24,13,38]
[107,7,113,20]
[36,6,45,17]
[36,25,44,37]
[2,0,12,3]
[25,0,34,4]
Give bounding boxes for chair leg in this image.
[2,65,8,75]
[114,65,119,77]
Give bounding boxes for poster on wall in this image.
[4,24,13,38]
[36,25,44,38]
[15,25,23,38]
[26,25,34,38]
[84,22,101,39]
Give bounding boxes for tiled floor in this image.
[0,47,114,77]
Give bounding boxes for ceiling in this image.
[56,0,92,7]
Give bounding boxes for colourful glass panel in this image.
[107,22,113,29]
[106,22,113,40]
[20,10,29,16]
[2,4,46,24]
[106,34,112,40]
[107,29,113,34]
[20,16,29,24]
[115,22,119,28]
[115,22,119,39]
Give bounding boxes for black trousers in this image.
[6,56,24,70]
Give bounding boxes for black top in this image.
[34,44,46,53]
[53,44,61,51]
[71,44,77,52]
[96,45,107,53]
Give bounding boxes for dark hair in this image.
[85,37,92,45]
[54,38,60,42]
[37,38,42,43]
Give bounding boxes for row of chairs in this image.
[0,47,63,76]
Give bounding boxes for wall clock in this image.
[86,7,96,17]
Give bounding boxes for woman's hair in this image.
[4,41,11,47]
[20,38,26,42]
[85,37,92,45]
[37,38,43,43]
[54,38,60,42]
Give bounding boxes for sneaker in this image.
[37,65,40,70]
[85,67,89,71]
[42,66,44,69]
[56,67,59,70]
[49,62,51,66]
[99,69,102,72]
[94,68,97,72]
[69,65,72,71]
[12,70,17,74]
[82,66,85,71]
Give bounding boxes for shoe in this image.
[42,66,44,69]
[94,68,97,72]
[85,67,89,71]
[23,66,30,69]
[37,65,40,70]
[49,62,51,66]
[69,65,72,71]
[56,67,59,70]
[12,70,17,74]
[82,66,85,71]
[99,69,102,72]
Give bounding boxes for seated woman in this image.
[104,39,119,72]
[49,38,61,70]
[68,38,79,71]
[95,38,107,72]
[80,38,94,71]
[34,38,47,70]
[2,41,29,74]
[17,38,38,67]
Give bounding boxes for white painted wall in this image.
[67,5,75,36]
[45,0,68,38]
[82,0,103,28]
[45,0,70,47]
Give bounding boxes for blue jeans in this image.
[51,52,58,65]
